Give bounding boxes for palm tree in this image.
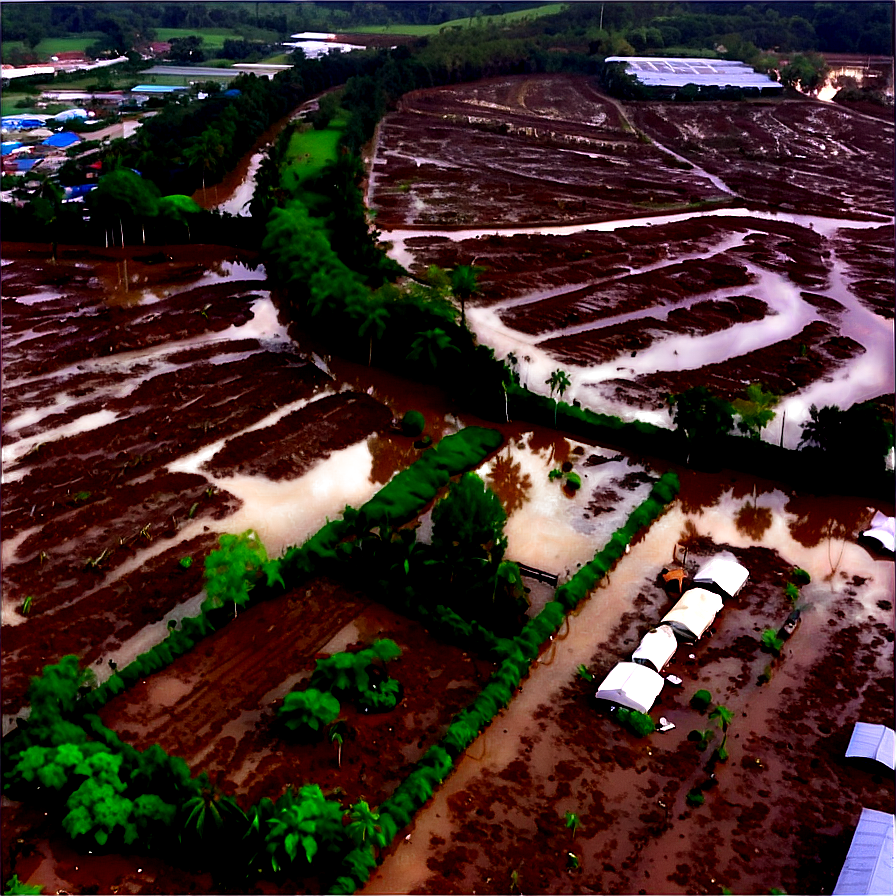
[545,368,572,424]
[407,328,458,370]
[359,306,390,366]
[797,404,846,451]
[450,264,483,329]
[347,800,382,849]
[184,127,226,202]
[180,777,247,849]
[329,719,348,768]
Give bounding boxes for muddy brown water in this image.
[2,75,893,896]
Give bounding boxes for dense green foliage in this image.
[278,689,341,735]
[616,707,656,737]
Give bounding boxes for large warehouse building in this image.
[605,56,783,95]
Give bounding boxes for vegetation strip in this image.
[330,471,681,894]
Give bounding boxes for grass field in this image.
[153,28,236,51]
[2,34,105,60]
[346,3,567,36]
[282,117,346,192]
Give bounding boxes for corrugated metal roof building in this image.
[833,808,894,895]
[845,723,896,770]
[605,56,783,92]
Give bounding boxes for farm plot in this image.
[367,488,895,896]
[372,75,893,446]
[369,74,731,229]
[627,100,894,218]
[0,243,405,721]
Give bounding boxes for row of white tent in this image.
[596,557,750,714]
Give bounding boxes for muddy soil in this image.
[627,99,893,218]
[590,319,865,411]
[370,75,731,229]
[366,496,894,896]
[372,76,892,424]
[0,244,394,717]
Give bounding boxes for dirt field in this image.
[365,495,895,896]
[372,74,893,430]
[2,72,893,896]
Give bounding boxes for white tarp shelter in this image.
[833,807,894,895]
[845,722,896,770]
[860,511,895,554]
[595,662,664,714]
[631,624,678,673]
[693,557,750,599]
[661,587,723,641]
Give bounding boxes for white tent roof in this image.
[694,557,749,598]
[860,512,894,552]
[833,807,895,895]
[631,624,678,672]
[845,723,896,770]
[595,662,665,714]
[661,587,723,640]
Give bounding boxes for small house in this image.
[661,587,723,641]
[693,557,749,600]
[631,624,678,673]
[595,661,665,714]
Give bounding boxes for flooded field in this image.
[372,74,894,448]
[2,71,893,896]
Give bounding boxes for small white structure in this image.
[631,624,678,673]
[860,511,895,555]
[845,722,896,771]
[693,557,750,599]
[595,662,665,714]
[833,807,895,895]
[661,587,723,641]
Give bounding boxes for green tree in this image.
[732,383,779,439]
[407,327,458,371]
[278,689,340,735]
[431,472,508,570]
[87,169,160,247]
[546,369,572,424]
[184,128,226,200]
[347,801,382,848]
[450,263,483,329]
[261,784,346,874]
[202,529,283,618]
[667,386,735,448]
[359,304,390,366]
[29,179,64,262]
[3,875,42,895]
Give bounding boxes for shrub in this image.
[761,628,784,655]
[616,708,655,737]
[400,410,425,437]
[566,472,582,490]
[278,689,340,735]
[690,689,712,712]
[790,568,811,586]
[686,789,705,807]
[356,677,401,713]
[784,582,800,603]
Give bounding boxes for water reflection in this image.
[485,446,533,517]
[367,433,421,486]
[784,493,870,549]
[734,501,774,542]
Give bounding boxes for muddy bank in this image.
[370,75,729,229]
[0,246,400,718]
[366,497,894,896]
[591,319,865,411]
